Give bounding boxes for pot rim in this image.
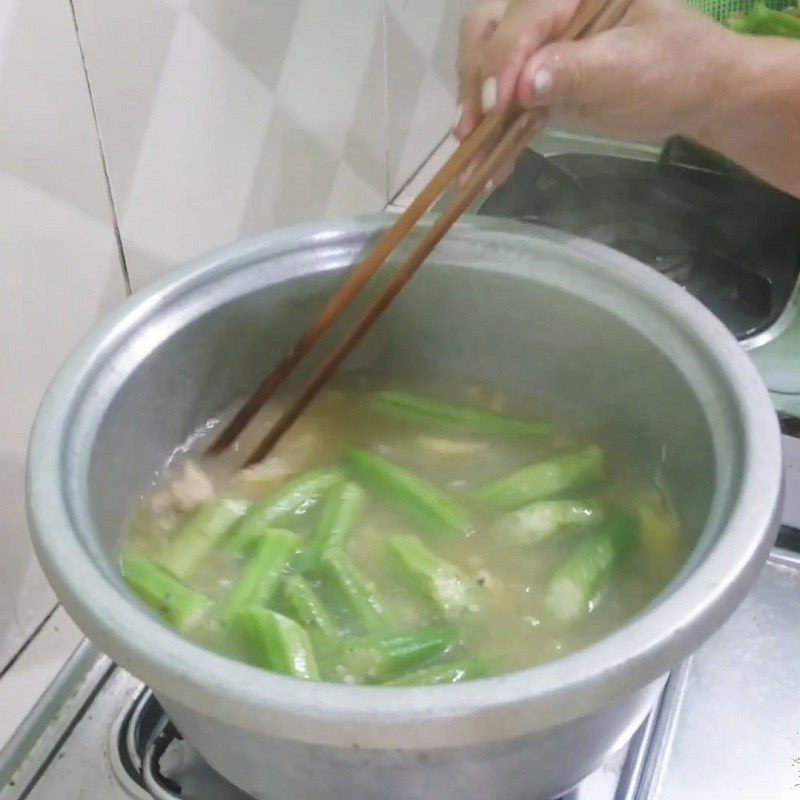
[27,215,782,749]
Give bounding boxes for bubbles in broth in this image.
[121,378,684,685]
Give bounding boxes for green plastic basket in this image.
[689,0,789,23]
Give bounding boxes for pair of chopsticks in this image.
[209,0,628,467]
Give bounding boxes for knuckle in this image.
[559,55,582,97]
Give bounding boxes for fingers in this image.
[516,36,613,110]
[463,113,547,191]
[459,133,502,187]
[455,0,566,189]
[479,0,580,116]
[490,113,546,188]
[456,0,508,139]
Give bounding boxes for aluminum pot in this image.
[27,216,782,800]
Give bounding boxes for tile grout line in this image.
[387,126,451,206]
[13,660,117,800]
[0,604,60,682]
[381,2,390,204]
[67,0,132,296]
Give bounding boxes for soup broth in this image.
[121,379,684,686]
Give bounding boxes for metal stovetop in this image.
[2,547,798,800]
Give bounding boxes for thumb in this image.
[516,37,609,108]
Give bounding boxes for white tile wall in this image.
[386,0,470,195]
[275,1,383,156]
[121,12,274,264]
[392,132,458,208]
[72,0,387,286]
[72,0,467,288]
[0,0,470,719]
[0,0,127,671]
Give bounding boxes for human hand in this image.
[455,0,739,185]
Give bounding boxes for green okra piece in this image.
[546,513,638,622]
[283,575,338,640]
[344,448,470,536]
[225,528,300,619]
[388,534,482,620]
[493,499,604,546]
[383,657,487,686]
[295,482,365,574]
[226,468,343,554]
[123,556,211,630]
[334,626,460,684]
[372,390,550,436]
[158,498,249,581]
[475,445,604,510]
[234,607,320,680]
[321,547,389,634]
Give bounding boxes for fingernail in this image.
[533,68,553,99]
[481,77,498,111]
[485,178,494,192]
[453,103,464,132]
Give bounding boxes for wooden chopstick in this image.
[223,0,616,465]
[207,113,507,456]
[243,110,543,466]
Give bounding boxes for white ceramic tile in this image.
[324,161,385,220]
[391,70,454,194]
[0,0,126,672]
[392,131,457,208]
[274,0,383,157]
[0,0,110,219]
[0,608,83,750]
[121,12,273,272]
[189,0,300,88]
[0,453,56,671]
[72,0,179,207]
[341,19,388,199]
[387,0,447,59]
[122,243,171,292]
[0,1,21,62]
[0,173,121,449]
[385,4,427,195]
[240,102,339,236]
[0,174,123,667]
[386,1,459,196]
